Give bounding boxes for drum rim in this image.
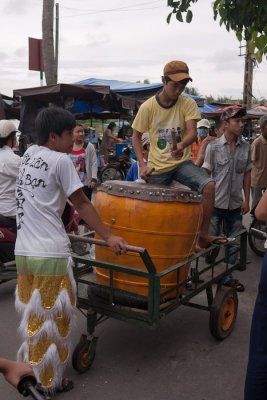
[97,180,202,203]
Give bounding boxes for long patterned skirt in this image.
[15,256,76,393]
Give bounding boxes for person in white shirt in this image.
[15,107,127,395]
[69,124,98,201]
[0,120,21,219]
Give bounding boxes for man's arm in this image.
[241,170,251,215]
[170,120,197,160]
[86,144,98,188]
[202,141,213,175]
[0,358,33,388]
[70,188,127,254]
[183,119,198,147]
[195,136,217,167]
[255,190,267,221]
[251,141,256,164]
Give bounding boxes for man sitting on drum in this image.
[132,60,227,252]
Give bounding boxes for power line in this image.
[59,0,163,12]
[59,1,165,18]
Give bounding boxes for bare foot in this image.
[194,243,204,253]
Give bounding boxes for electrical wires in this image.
[59,0,165,18]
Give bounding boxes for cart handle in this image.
[68,234,146,254]
[68,234,156,274]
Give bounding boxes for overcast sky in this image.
[1,0,266,100]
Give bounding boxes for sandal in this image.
[223,279,245,292]
[56,378,74,393]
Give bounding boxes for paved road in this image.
[0,213,263,400]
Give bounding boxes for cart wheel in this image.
[72,337,96,373]
[209,286,238,340]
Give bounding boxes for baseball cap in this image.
[163,60,192,82]
[220,107,247,121]
[141,132,150,146]
[197,119,210,129]
[0,120,17,138]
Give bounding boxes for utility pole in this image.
[55,2,59,83]
[42,0,59,85]
[242,47,253,110]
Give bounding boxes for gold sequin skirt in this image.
[15,256,76,392]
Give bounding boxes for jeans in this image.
[245,252,267,399]
[208,207,243,283]
[148,160,214,194]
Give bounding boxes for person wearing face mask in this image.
[194,119,226,168]
[191,119,211,164]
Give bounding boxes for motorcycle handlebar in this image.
[250,227,267,240]
[17,375,45,399]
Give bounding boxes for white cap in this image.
[0,120,17,138]
[197,119,210,129]
[141,132,150,146]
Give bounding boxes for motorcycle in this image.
[100,144,135,183]
[247,188,267,257]
[0,201,87,285]
[248,210,267,257]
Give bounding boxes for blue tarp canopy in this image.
[74,77,205,111]
[198,104,219,113]
[75,77,162,93]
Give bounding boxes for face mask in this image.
[198,128,208,137]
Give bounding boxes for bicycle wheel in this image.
[100,166,124,183]
[248,219,267,257]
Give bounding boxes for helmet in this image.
[0,120,17,138]
[197,119,210,129]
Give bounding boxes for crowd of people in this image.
[0,59,267,398]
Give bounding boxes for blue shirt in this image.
[203,135,252,210]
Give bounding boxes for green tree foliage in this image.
[136,79,151,84]
[166,0,267,62]
[184,86,201,96]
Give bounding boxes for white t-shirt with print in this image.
[15,145,83,258]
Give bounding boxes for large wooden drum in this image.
[94,181,203,297]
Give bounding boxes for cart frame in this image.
[69,229,247,372]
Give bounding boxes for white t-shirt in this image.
[15,145,83,258]
[0,146,21,217]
